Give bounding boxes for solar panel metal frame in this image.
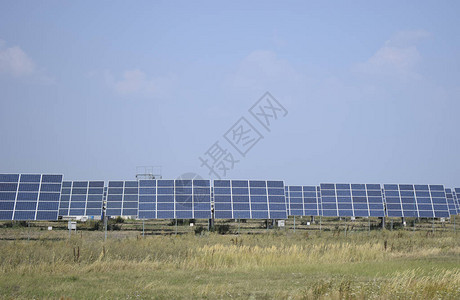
[213,180,287,219]
[0,174,63,221]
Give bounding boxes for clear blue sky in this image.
[1,1,459,186]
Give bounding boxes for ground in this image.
[0,218,459,299]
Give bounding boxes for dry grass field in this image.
[0,218,459,299]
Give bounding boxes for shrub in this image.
[169,219,196,226]
[216,224,231,234]
[107,223,121,231]
[1,221,28,228]
[114,216,124,224]
[194,226,206,235]
[87,220,103,231]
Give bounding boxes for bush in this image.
[87,220,103,231]
[1,221,28,228]
[169,219,195,226]
[215,224,231,234]
[107,223,121,231]
[114,216,125,224]
[194,226,206,235]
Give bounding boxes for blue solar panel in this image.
[453,188,460,215]
[58,181,104,217]
[336,184,353,217]
[156,179,174,219]
[106,181,138,217]
[359,184,385,217]
[319,183,384,217]
[383,184,450,218]
[192,180,212,219]
[319,183,338,216]
[0,174,62,220]
[284,186,289,215]
[138,179,156,219]
[285,186,321,216]
[316,186,322,215]
[0,174,17,220]
[138,179,211,219]
[428,185,450,218]
[445,188,458,216]
[382,186,396,216]
[0,174,20,182]
[213,180,287,219]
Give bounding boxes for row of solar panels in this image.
[1,174,459,221]
[286,184,458,219]
[62,179,286,219]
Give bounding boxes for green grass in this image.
[0,224,459,299]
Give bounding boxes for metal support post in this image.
[319,215,322,232]
[104,216,108,241]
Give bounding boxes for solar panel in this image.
[316,186,322,216]
[213,180,287,219]
[357,184,385,217]
[383,184,408,217]
[284,186,289,215]
[454,188,460,215]
[285,186,321,216]
[58,181,71,216]
[138,179,211,219]
[319,183,385,217]
[175,179,211,219]
[0,174,62,220]
[426,185,450,218]
[58,181,104,217]
[156,180,174,219]
[383,184,450,218]
[138,179,156,219]
[445,188,458,216]
[106,181,138,217]
[191,180,212,219]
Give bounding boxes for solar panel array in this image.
[59,181,104,217]
[445,188,458,216]
[0,174,63,220]
[138,179,211,219]
[214,180,287,219]
[319,184,385,217]
[383,184,449,218]
[285,186,321,216]
[1,172,459,221]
